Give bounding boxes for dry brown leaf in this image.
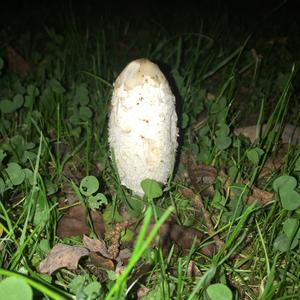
[63,162,85,182]
[115,264,126,275]
[89,252,115,270]
[134,215,215,256]
[234,124,300,145]
[267,36,288,45]
[83,236,132,268]
[219,170,274,206]
[137,286,151,299]
[115,248,132,268]
[186,151,217,196]
[187,260,202,278]
[246,185,273,205]
[57,206,105,239]
[59,185,79,205]
[83,235,112,258]
[6,45,32,76]
[118,248,132,261]
[38,243,89,275]
[259,143,289,179]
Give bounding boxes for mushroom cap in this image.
[109,59,178,196]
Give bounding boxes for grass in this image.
[0,8,300,300]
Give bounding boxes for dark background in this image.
[1,0,298,34]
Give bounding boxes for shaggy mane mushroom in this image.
[109,59,178,196]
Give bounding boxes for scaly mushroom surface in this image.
[109,59,178,196]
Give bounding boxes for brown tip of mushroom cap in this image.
[114,58,165,90]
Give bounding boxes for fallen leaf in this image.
[137,286,151,299]
[57,206,105,239]
[134,218,215,256]
[115,264,125,275]
[187,260,202,278]
[63,162,85,183]
[234,124,300,145]
[6,46,32,76]
[246,185,273,205]
[258,143,288,179]
[115,248,132,268]
[117,248,132,261]
[186,151,217,196]
[219,170,274,206]
[38,243,89,274]
[59,186,79,205]
[89,252,115,270]
[83,235,111,258]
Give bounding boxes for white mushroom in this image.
[108,58,178,196]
